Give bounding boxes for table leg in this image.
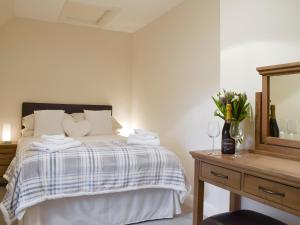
[193,160,204,225]
[229,192,241,212]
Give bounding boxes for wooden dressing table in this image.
[190,150,300,225]
[190,62,300,225]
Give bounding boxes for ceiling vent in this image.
[59,1,119,28]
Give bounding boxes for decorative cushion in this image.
[63,118,91,137]
[84,110,113,135]
[202,210,287,225]
[34,110,65,136]
[71,113,85,122]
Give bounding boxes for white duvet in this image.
[1,135,189,225]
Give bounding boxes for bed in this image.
[0,103,190,225]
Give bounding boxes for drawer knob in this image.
[258,186,285,197]
[210,171,228,180]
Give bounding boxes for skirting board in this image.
[184,194,193,210]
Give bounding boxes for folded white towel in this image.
[129,135,157,141]
[127,135,160,146]
[127,136,160,146]
[43,137,74,145]
[134,129,158,139]
[41,134,65,140]
[30,140,82,153]
[127,129,160,146]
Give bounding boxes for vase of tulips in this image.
[212,90,251,156]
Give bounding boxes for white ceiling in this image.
[14,0,185,33]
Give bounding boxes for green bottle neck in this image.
[270,106,276,120]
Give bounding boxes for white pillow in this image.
[22,114,35,137]
[22,113,71,137]
[112,117,122,131]
[21,128,34,137]
[72,113,121,131]
[63,118,91,137]
[84,110,113,135]
[22,114,34,130]
[34,110,65,136]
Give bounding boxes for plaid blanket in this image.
[0,141,189,224]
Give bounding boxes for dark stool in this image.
[202,210,287,225]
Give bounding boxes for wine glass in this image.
[207,120,220,155]
[230,122,244,158]
[277,119,287,139]
[287,120,299,139]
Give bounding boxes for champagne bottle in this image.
[221,103,235,154]
[270,105,279,137]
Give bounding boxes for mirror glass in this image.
[270,74,300,141]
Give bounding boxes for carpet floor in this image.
[135,213,192,225]
[135,203,192,225]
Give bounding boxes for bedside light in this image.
[119,123,134,137]
[2,123,12,144]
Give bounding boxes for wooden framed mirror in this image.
[255,62,300,160]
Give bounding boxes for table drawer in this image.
[244,174,300,211]
[201,163,241,190]
[0,148,16,154]
[0,154,14,166]
[0,166,8,176]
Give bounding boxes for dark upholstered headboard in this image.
[22,102,112,117]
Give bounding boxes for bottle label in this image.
[222,138,235,154]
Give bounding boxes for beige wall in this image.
[220,0,300,224]
[132,0,221,214]
[0,0,13,27]
[0,19,132,140]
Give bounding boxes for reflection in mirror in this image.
[270,74,300,141]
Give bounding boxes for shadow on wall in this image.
[150,99,230,216]
[221,41,300,225]
[221,40,300,150]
